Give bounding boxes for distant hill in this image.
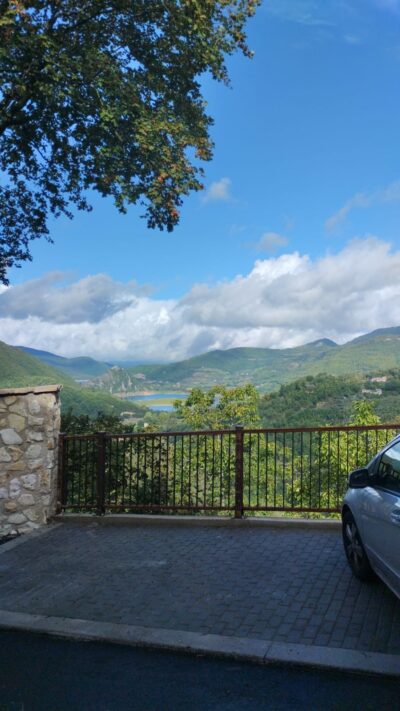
[259,370,400,428]
[0,341,144,418]
[92,341,338,393]
[9,326,400,399]
[349,326,400,344]
[91,327,400,393]
[0,341,73,387]
[17,346,110,380]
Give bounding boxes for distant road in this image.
[0,630,398,711]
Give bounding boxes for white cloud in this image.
[252,232,289,252]
[0,272,150,323]
[2,238,400,361]
[265,0,333,27]
[326,180,400,230]
[202,177,232,204]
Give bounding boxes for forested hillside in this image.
[0,341,144,419]
[259,371,400,428]
[0,340,69,386]
[17,346,110,380]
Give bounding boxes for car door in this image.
[359,440,400,597]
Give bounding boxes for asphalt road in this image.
[0,630,398,711]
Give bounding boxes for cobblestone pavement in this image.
[0,522,399,654]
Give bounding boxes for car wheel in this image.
[342,510,375,581]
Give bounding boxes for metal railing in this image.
[58,424,400,516]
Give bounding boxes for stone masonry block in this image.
[9,401,28,417]
[4,501,18,513]
[20,521,40,531]
[8,414,26,432]
[39,470,51,490]
[0,447,11,463]
[21,474,37,490]
[3,396,16,405]
[38,393,56,409]
[8,446,23,462]
[7,461,25,472]
[26,444,43,459]
[0,428,23,445]
[28,396,41,414]
[25,508,41,522]
[8,512,27,524]
[27,431,44,442]
[28,459,44,471]
[27,417,45,427]
[18,493,35,507]
[9,478,21,499]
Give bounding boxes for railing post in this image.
[56,432,67,514]
[96,431,107,515]
[235,426,244,519]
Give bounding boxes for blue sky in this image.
[2,0,400,361]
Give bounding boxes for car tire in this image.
[342,510,375,582]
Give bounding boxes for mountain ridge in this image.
[10,326,400,394]
[92,327,400,393]
[17,346,111,380]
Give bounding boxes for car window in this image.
[376,441,400,494]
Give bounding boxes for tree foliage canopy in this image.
[0,0,259,282]
[174,384,260,429]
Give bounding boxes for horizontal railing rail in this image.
[58,424,400,516]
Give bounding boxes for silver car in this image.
[342,435,400,599]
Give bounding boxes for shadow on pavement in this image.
[0,629,398,711]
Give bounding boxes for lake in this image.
[126,393,187,412]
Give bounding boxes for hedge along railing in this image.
[58,424,400,517]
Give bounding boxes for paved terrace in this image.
[0,520,399,674]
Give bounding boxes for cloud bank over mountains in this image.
[1,237,399,362]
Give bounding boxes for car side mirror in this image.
[348,467,370,488]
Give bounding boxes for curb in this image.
[54,514,341,531]
[0,610,398,677]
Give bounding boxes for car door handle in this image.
[390,510,400,524]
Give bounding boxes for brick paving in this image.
[0,522,399,654]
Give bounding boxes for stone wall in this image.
[0,385,61,535]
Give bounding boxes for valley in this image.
[3,326,400,426]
